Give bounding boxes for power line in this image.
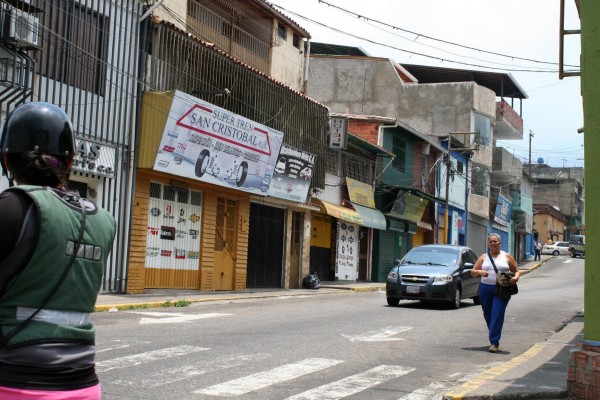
[303,0,579,68]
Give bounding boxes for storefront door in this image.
[145,183,202,288]
[214,197,236,290]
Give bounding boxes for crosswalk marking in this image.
[111,353,272,388]
[342,326,413,342]
[129,311,232,325]
[96,345,209,372]
[285,365,415,400]
[194,358,343,396]
[398,382,450,399]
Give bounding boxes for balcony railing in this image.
[187,2,270,74]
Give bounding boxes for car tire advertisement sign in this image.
[267,144,315,203]
[335,221,358,281]
[153,91,284,194]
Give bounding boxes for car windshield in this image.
[401,248,458,266]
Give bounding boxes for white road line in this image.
[285,365,415,400]
[111,353,272,388]
[397,382,450,399]
[129,311,232,325]
[342,326,413,342]
[194,358,343,396]
[96,345,209,372]
[563,259,573,264]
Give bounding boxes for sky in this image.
[270,0,584,169]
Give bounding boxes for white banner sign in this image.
[153,91,284,194]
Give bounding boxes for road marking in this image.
[194,358,343,396]
[285,365,415,399]
[129,311,232,324]
[442,343,547,399]
[96,345,209,372]
[398,382,451,399]
[110,353,271,388]
[563,259,573,264]
[342,326,413,342]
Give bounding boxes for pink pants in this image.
[0,384,101,399]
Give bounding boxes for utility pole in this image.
[444,152,451,244]
[529,130,534,175]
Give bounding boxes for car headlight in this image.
[433,275,453,284]
[388,270,398,280]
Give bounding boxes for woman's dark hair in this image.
[6,151,69,189]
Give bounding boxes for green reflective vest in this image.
[0,186,115,347]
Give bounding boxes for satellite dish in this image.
[537,157,544,164]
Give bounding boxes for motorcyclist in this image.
[0,102,116,399]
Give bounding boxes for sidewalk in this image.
[95,254,579,400]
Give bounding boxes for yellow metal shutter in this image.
[413,228,426,247]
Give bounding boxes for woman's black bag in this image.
[487,251,518,300]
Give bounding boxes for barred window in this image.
[38,1,109,96]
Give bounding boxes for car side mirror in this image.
[393,259,401,266]
[463,262,474,269]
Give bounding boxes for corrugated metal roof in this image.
[400,64,528,99]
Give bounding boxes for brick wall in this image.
[568,342,600,399]
[348,120,379,145]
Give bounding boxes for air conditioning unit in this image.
[1,5,39,47]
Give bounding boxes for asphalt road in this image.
[93,256,584,400]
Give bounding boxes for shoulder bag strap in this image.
[487,251,499,273]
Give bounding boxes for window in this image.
[293,34,300,49]
[456,161,464,175]
[471,168,489,197]
[474,113,492,147]
[392,137,406,173]
[39,1,109,95]
[277,24,287,40]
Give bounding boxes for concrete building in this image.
[0,0,145,293]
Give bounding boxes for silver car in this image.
[386,245,480,309]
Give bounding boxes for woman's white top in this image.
[481,251,511,285]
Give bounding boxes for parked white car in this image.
[542,241,570,256]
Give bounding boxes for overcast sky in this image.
[270,0,583,168]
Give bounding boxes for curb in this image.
[94,286,384,312]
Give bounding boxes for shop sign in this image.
[329,117,348,149]
[493,192,512,226]
[153,91,284,195]
[346,177,375,208]
[388,193,428,223]
[267,144,315,203]
[71,137,116,179]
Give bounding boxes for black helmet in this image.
[1,102,75,160]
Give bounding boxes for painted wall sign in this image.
[153,91,284,194]
[335,221,358,281]
[267,144,315,203]
[71,136,116,179]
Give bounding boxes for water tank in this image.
[537,157,544,164]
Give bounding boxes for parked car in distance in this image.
[541,241,570,256]
[386,244,480,309]
[568,235,585,258]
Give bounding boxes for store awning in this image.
[313,199,363,225]
[416,221,433,231]
[349,202,387,230]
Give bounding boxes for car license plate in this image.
[407,285,420,294]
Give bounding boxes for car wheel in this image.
[472,295,481,305]
[451,287,461,309]
[570,249,576,258]
[387,297,400,307]
[553,250,559,256]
